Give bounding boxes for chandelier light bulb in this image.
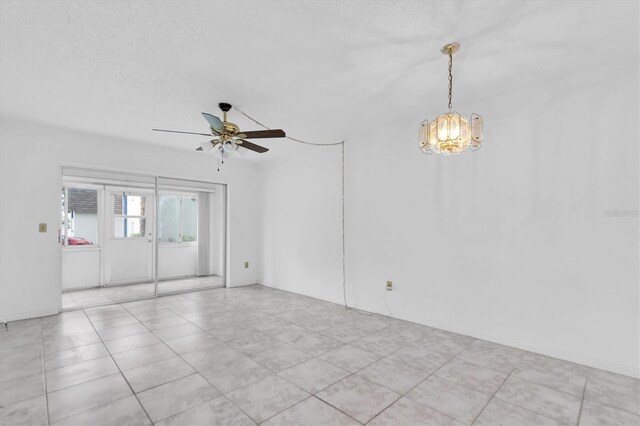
[419,42,483,155]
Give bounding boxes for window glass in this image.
[64,188,98,246]
[181,197,198,242]
[158,193,198,243]
[114,194,146,216]
[159,195,180,243]
[113,193,147,238]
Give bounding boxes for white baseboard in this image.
[258,283,640,379]
[346,299,640,379]
[228,281,259,288]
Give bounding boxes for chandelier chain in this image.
[448,52,453,110]
[232,105,348,310]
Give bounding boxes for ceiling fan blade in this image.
[202,113,224,133]
[153,129,212,136]
[240,129,286,139]
[237,139,269,153]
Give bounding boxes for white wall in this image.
[61,249,101,290]
[260,74,639,377]
[158,244,198,279]
[0,120,262,322]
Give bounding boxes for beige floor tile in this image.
[112,342,176,371]
[475,398,561,425]
[357,357,430,394]
[44,342,109,371]
[52,395,151,426]
[156,396,255,426]
[585,374,640,415]
[122,356,195,392]
[279,358,350,394]
[406,376,491,424]
[316,375,400,423]
[227,375,309,423]
[370,397,463,426]
[251,343,313,372]
[46,356,119,392]
[579,400,640,426]
[137,373,220,423]
[263,396,358,426]
[198,356,273,394]
[318,344,380,373]
[47,373,132,422]
[0,394,48,426]
[104,332,161,354]
[495,376,582,424]
[435,358,508,395]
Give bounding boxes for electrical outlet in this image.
[386,281,393,291]
[244,261,249,269]
[38,223,47,233]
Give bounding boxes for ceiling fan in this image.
[152,102,285,161]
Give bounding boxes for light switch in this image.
[39,223,47,233]
[244,261,249,269]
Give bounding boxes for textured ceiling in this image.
[1,0,637,160]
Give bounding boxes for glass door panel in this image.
[103,187,155,286]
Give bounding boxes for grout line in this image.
[150,293,392,425]
[470,370,513,425]
[41,285,640,425]
[39,318,52,426]
[366,343,475,424]
[576,376,588,426]
[122,298,258,425]
[79,308,155,425]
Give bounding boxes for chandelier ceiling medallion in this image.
[419,42,483,155]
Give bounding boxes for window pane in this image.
[66,188,98,245]
[159,195,179,243]
[114,193,146,216]
[114,217,146,238]
[112,193,148,238]
[181,196,198,242]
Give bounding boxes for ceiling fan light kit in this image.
[419,42,484,156]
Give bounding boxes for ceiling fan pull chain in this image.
[448,52,453,110]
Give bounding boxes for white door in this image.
[103,188,154,285]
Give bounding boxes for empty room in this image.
[0,1,638,425]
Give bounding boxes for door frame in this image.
[59,165,228,310]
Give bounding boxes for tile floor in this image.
[1,285,638,426]
[61,275,224,309]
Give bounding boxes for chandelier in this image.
[419,42,483,155]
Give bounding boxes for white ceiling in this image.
[1,0,637,160]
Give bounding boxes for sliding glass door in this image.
[156,177,225,295]
[60,167,226,310]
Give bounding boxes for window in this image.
[113,193,147,238]
[61,187,99,246]
[159,194,198,243]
